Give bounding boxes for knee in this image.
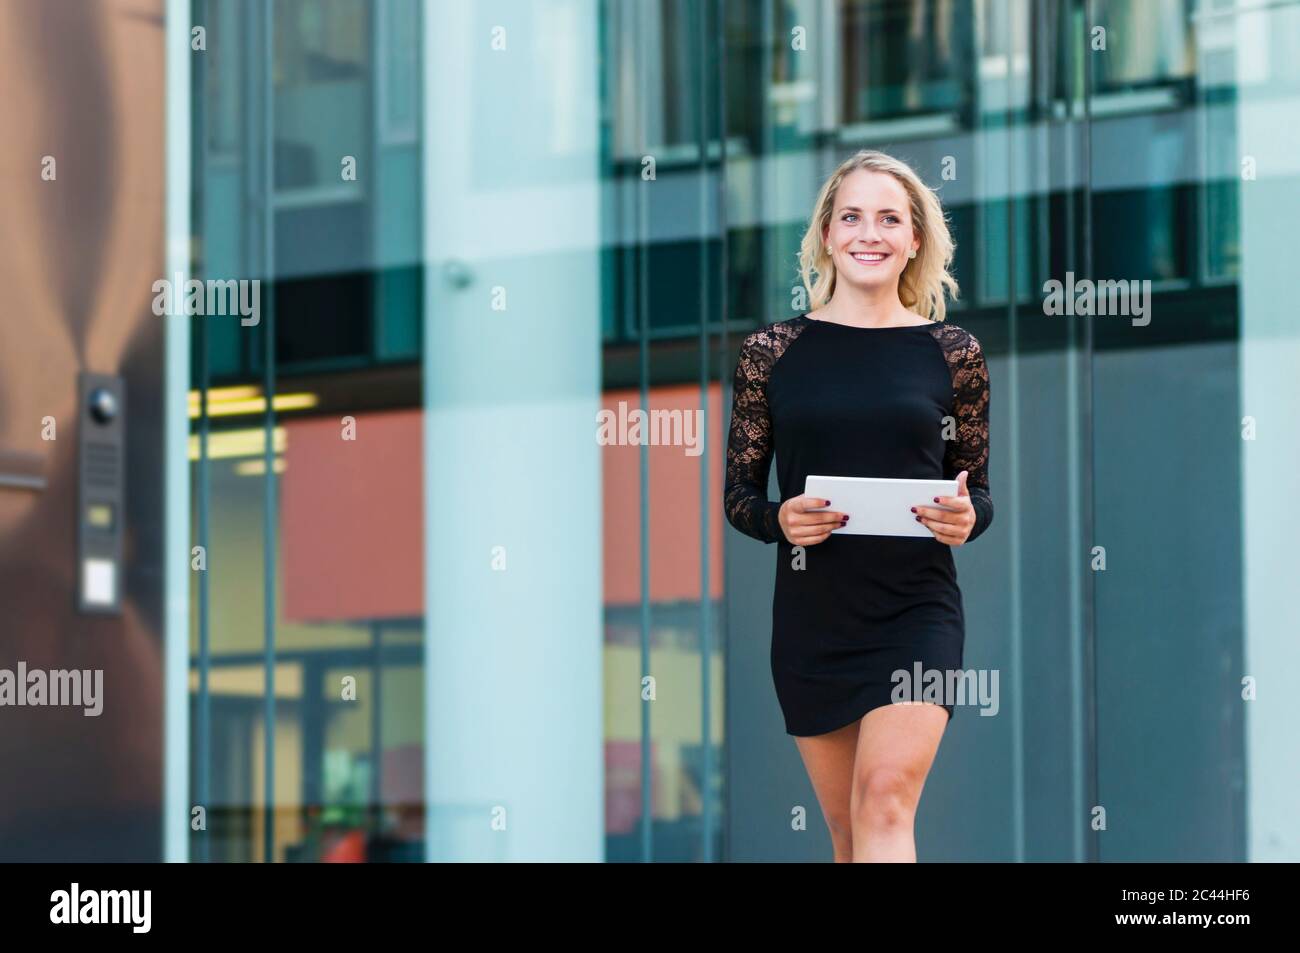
[852,766,919,831]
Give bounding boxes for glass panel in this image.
[189,424,272,861]
[840,0,974,124]
[1089,0,1297,862]
[274,412,426,862]
[1228,0,1300,862]
[374,0,423,364]
[1091,0,1195,92]
[191,0,425,864]
[726,0,1093,862]
[421,0,608,862]
[272,0,369,192]
[178,0,1296,866]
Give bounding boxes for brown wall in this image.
[0,0,166,860]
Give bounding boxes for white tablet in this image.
[803,475,960,538]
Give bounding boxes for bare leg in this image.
[793,719,861,862]
[850,703,949,862]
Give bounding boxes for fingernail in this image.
[933,497,939,503]
[915,515,921,522]
[910,506,916,513]
[841,516,849,523]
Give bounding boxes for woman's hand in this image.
[913,470,976,546]
[779,494,847,546]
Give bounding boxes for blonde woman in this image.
[724,150,992,862]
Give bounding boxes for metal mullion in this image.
[696,0,714,865]
[194,0,212,866]
[715,0,731,865]
[259,0,278,865]
[637,0,652,864]
[1079,0,1099,867]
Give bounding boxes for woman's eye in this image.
[883,215,899,224]
[843,213,858,223]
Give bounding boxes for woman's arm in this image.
[944,330,993,542]
[724,333,783,543]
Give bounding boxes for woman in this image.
[724,150,992,862]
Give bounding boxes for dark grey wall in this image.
[724,473,819,862]
[1092,341,1245,861]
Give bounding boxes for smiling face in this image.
[823,169,920,294]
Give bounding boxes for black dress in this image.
[723,313,993,736]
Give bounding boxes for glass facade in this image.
[165,0,1300,862]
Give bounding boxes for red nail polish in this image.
[915,515,921,522]
[933,496,939,503]
[910,506,916,513]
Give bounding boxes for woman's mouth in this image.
[849,251,889,266]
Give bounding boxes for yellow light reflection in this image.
[233,458,287,476]
[188,385,259,405]
[187,389,319,419]
[188,427,287,461]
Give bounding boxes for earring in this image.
[826,245,832,255]
[907,249,917,259]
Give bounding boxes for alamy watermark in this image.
[152,272,260,326]
[596,401,703,456]
[1042,271,1151,326]
[891,663,999,716]
[0,662,103,716]
[50,883,150,933]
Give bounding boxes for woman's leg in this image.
[793,719,861,862]
[850,703,949,862]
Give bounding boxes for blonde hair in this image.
[798,150,958,322]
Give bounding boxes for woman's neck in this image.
[820,284,918,328]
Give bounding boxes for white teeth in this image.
[851,253,886,262]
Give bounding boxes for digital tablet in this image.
[803,475,960,538]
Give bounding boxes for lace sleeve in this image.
[941,328,993,543]
[724,331,784,544]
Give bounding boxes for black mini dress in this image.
[723,313,993,736]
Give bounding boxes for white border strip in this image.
[163,0,192,863]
